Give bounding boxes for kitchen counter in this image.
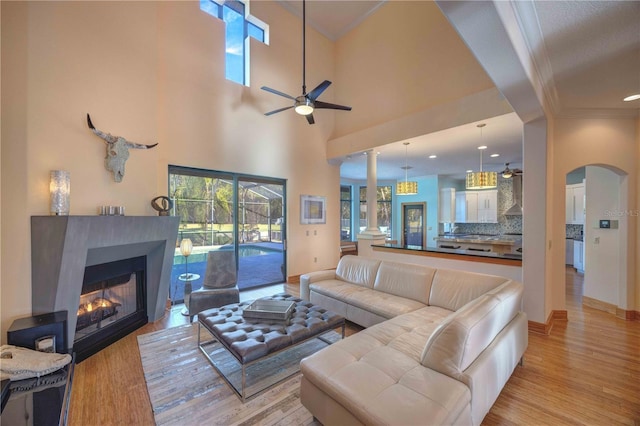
[435,234,520,245]
[434,234,522,254]
[372,243,522,266]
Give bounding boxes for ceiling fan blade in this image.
[306,114,315,125]
[307,80,332,101]
[261,86,296,100]
[314,100,352,111]
[265,106,294,116]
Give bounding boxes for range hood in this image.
[504,175,523,216]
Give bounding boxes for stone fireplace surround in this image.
[31,216,180,352]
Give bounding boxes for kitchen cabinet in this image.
[455,190,497,223]
[566,182,585,224]
[565,239,574,266]
[455,191,478,223]
[439,188,456,223]
[477,190,498,223]
[573,240,584,272]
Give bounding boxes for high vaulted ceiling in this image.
[278,0,640,181]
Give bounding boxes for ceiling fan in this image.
[261,0,352,125]
[500,163,523,178]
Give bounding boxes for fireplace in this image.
[31,215,180,357]
[73,256,148,362]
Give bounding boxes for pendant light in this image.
[466,124,497,189]
[397,142,418,195]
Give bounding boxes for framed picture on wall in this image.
[300,195,326,224]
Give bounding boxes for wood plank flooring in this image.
[68,269,640,425]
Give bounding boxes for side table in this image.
[0,353,75,426]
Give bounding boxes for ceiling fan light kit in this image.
[501,162,523,179]
[466,124,498,190]
[294,97,314,115]
[261,0,352,125]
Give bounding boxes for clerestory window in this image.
[200,0,268,86]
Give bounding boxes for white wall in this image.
[552,118,638,315]
[584,166,623,306]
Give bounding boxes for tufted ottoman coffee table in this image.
[197,293,345,401]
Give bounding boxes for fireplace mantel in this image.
[31,215,180,351]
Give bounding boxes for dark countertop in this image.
[372,244,522,263]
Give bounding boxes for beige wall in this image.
[551,117,639,314]
[0,1,341,343]
[333,1,495,139]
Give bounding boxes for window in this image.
[200,0,268,86]
[340,185,352,241]
[168,166,286,295]
[359,186,392,238]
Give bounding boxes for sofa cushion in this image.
[311,280,426,320]
[420,281,524,381]
[335,255,380,289]
[346,287,427,320]
[373,261,436,305]
[300,306,470,425]
[429,268,509,311]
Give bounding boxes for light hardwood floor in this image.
[68,269,640,425]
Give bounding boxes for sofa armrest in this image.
[300,270,337,301]
[421,281,524,381]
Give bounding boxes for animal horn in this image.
[125,141,158,150]
[87,113,95,130]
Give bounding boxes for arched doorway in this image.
[564,164,631,317]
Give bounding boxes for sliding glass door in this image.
[237,177,286,289]
[168,166,286,301]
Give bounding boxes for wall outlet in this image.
[314,230,317,236]
[314,257,317,263]
[306,230,309,236]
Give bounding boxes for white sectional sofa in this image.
[299,255,527,425]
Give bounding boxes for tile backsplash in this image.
[439,177,523,236]
[566,224,583,239]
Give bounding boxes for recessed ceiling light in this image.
[477,145,487,150]
[490,153,500,157]
[623,94,640,102]
[466,169,473,173]
[429,155,437,159]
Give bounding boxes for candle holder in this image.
[50,171,70,215]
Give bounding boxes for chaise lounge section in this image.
[299,255,527,425]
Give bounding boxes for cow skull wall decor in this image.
[87,114,158,182]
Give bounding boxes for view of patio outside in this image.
[168,172,285,303]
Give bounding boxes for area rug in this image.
[137,323,336,426]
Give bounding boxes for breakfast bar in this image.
[371,243,522,282]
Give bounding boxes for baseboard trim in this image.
[582,296,640,321]
[528,310,567,335]
[616,308,640,321]
[287,275,301,284]
[583,296,617,315]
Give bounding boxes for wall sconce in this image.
[50,170,70,215]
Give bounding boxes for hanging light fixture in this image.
[466,124,497,189]
[397,142,418,195]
